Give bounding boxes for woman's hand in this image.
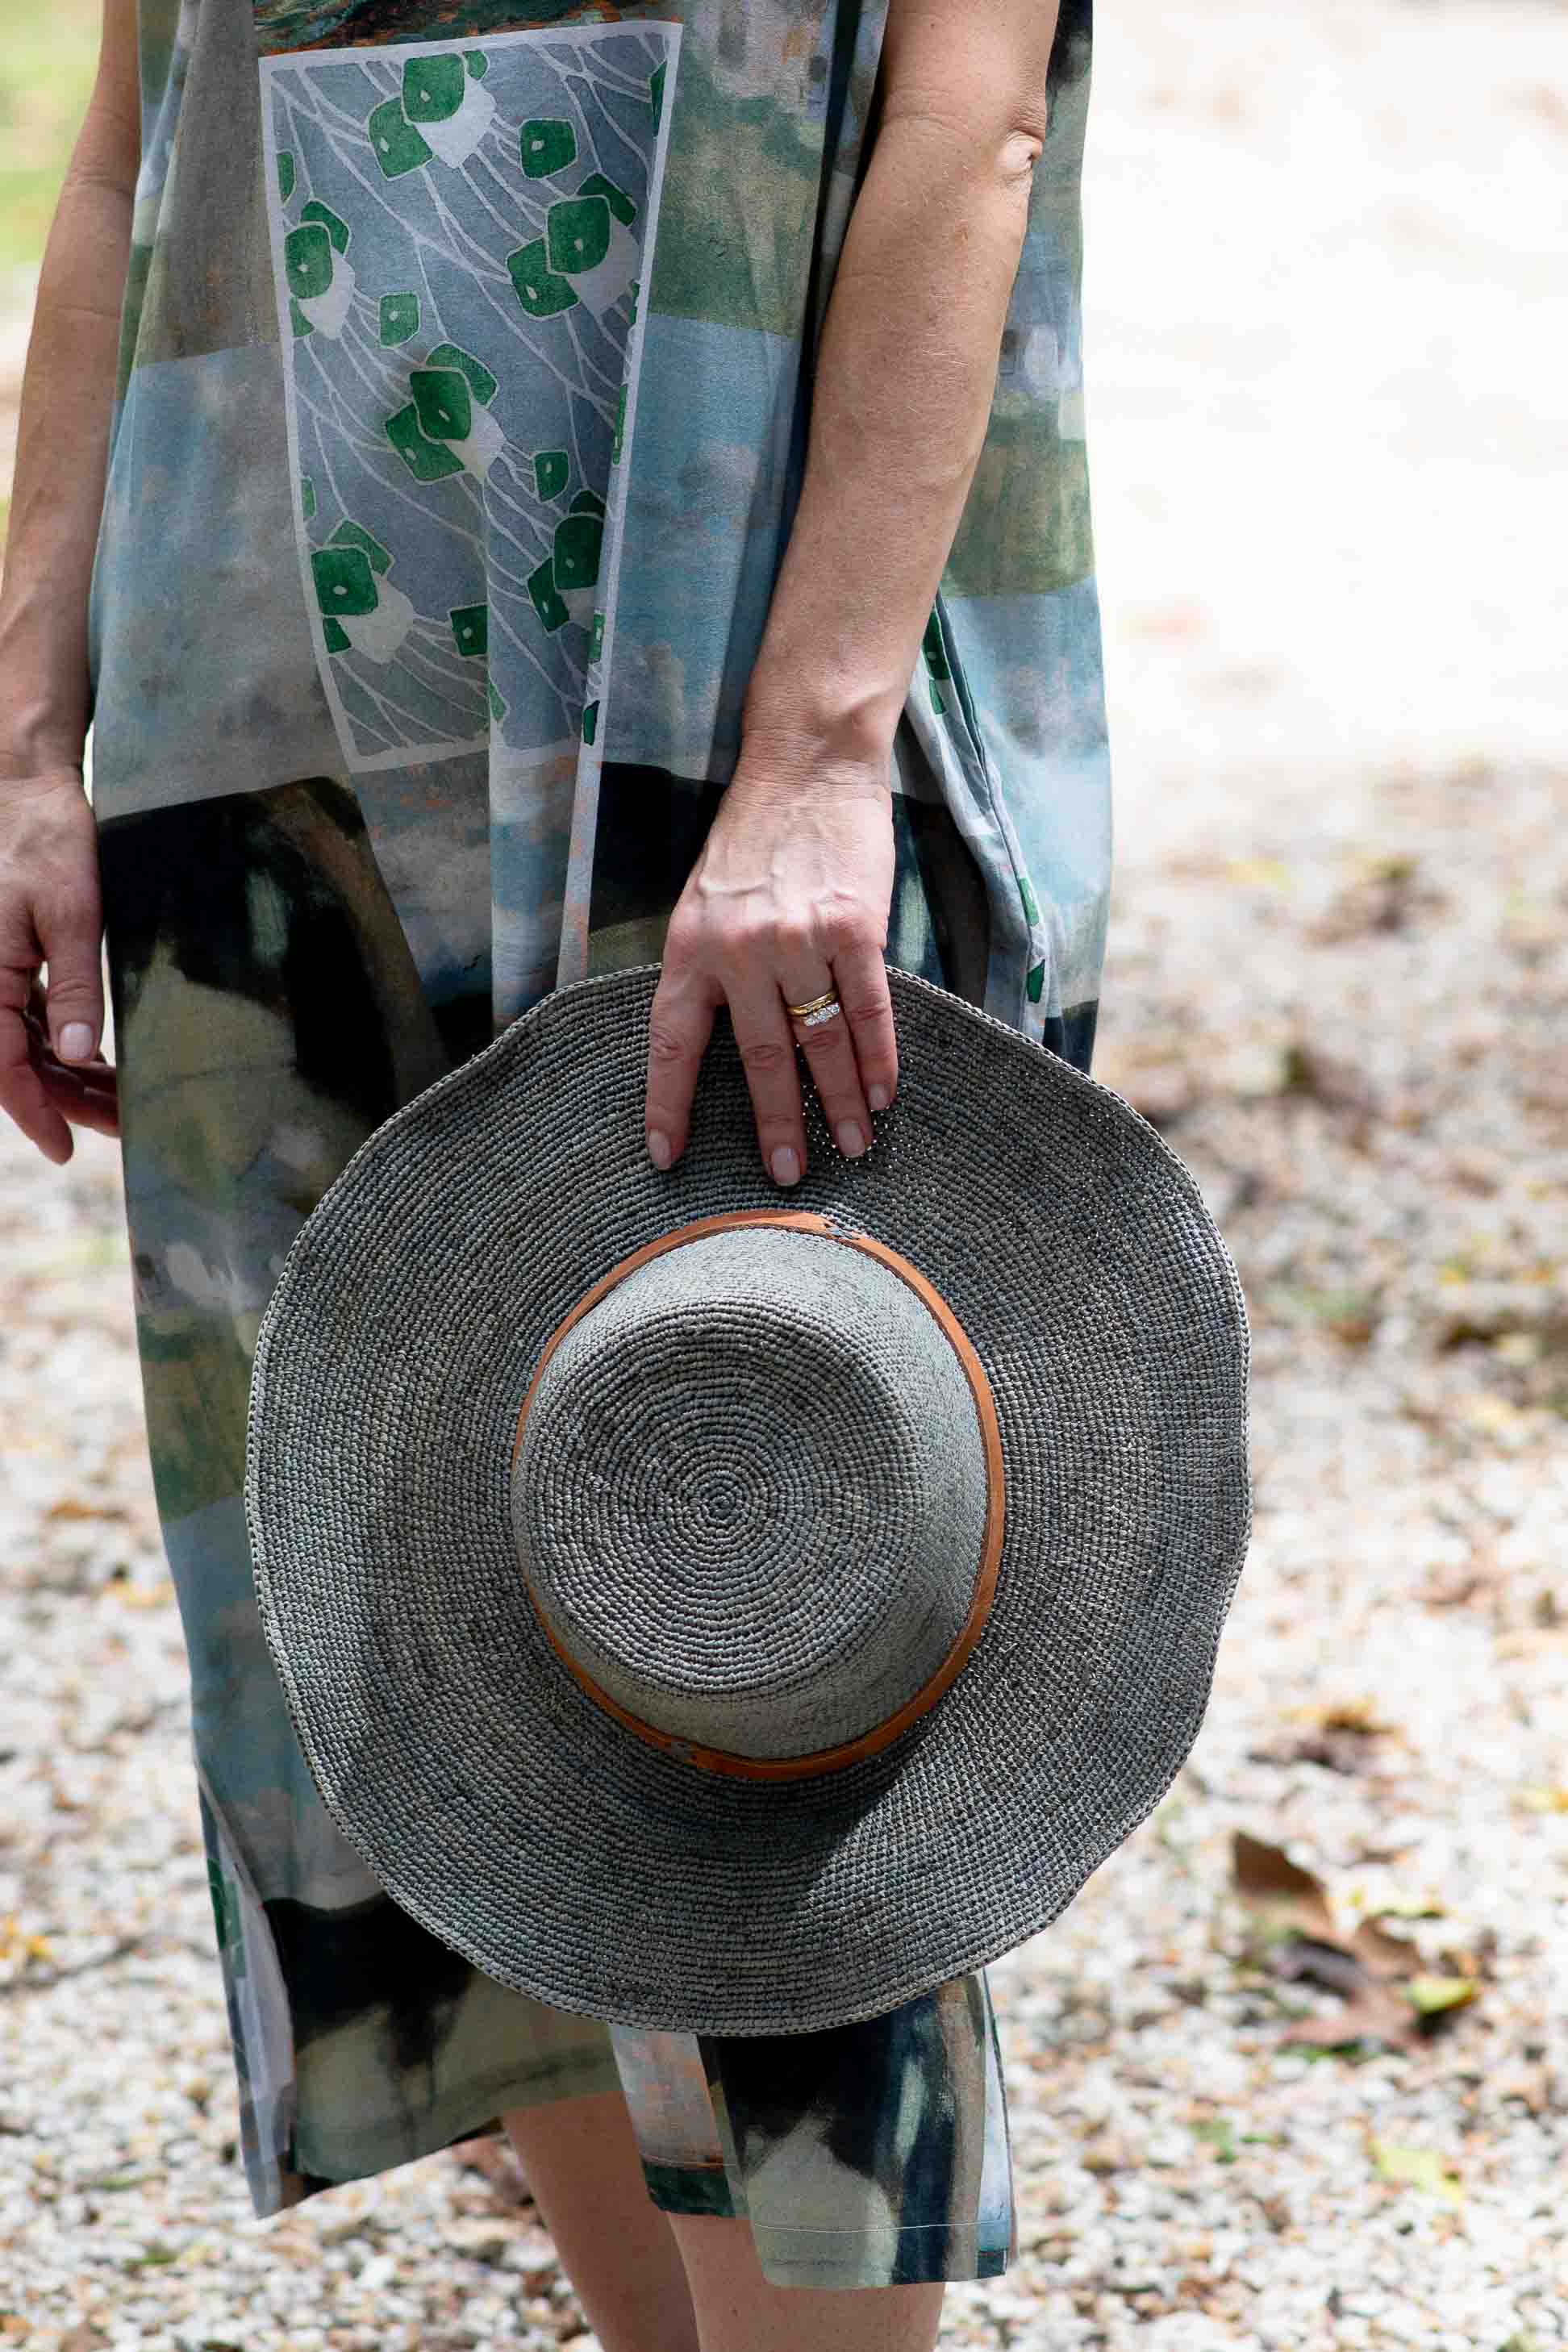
[0,771,119,1165]
[644,753,899,1186]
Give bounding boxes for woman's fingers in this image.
[39,891,106,1070]
[648,949,895,1186]
[726,967,808,1187]
[36,1055,121,1138]
[0,974,120,1155]
[644,957,719,1170]
[790,942,897,1159]
[782,965,873,1162]
[0,1012,73,1162]
[640,766,898,1182]
[0,785,111,1161]
[825,939,899,1116]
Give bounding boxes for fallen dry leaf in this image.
[1369,2137,1464,2204]
[1281,1975,1422,2055]
[1224,855,1293,890]
[0,1916,56,1966]
[1309,856,1445,944]
[1348,1914,1433,1971]
[1233,1837,1478,2056]
[1254,1695,1405,1770]
[1515,1783,1568,1812]
[1407,1975,1478,2018]
[44,1496,129,1524]
[1247,1726,1378,1773]
[1231,1832,1337,1940]
[1278,1040,1381,1119]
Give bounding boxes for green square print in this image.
[427,342,497,409]
[385,402,465,482]
[311,544,377,619]
[411,366,473,444]
[547,195,610,278]
[284,223,333,302]
[520,118,576,178]
[527,558,569,633]
[402,54,466,125]
[449,603,488,659]
[379,292,420,346]
[368,98,432,179]
[553,512,602,592]
[508,240,578,319]
[533,449,569,500]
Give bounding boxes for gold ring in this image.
[786,989,840,1021]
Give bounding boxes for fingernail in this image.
[770,1145,800,1188]
[59,1024,94,1063]
[836,1120,866,1159]
[647,1129,672,1170]
[869,1083,891,1112]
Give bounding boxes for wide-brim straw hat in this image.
[245,964,1251,2036]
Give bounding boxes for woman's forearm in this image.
[0,29,140,783]
[740,78,1057,774]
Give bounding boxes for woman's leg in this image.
[501,2087,947,2352]
[668,2212,946,2352]
[500,2088,700,2352]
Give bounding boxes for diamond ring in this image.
[786,990,843,1029]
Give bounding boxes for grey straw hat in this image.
[245,963,1251,2037]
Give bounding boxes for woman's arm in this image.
[644,0,1061,1186]
[0,0,140,1161]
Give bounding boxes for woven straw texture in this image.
[514,1225,992,1762]
[245,965,1253,2036]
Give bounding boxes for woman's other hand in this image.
[644,751,899,1186]
[0,771,119,1163]
[0,0,139,1166]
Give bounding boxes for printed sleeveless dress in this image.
[85,0,1109,2287]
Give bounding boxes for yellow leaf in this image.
[112,1580,175,1611]
[1360,1889,1446,1920]
[1370,2140,1464,2203]
[1460,1393,1528,1436]
[1515,1784,1568,1813]
[1225,857,1292,890]
[0,1918,55,1966]
[1406,1975,1476,2016]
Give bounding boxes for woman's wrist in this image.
[738,671,899,796]
[0,577,90,789]
[0,704,88,791]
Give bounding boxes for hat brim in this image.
[245,965,1251,2034]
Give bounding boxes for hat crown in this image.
[510,1227,992,1764]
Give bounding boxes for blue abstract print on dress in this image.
[261,27,678,800]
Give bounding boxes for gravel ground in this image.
[2,3,1566,2347]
